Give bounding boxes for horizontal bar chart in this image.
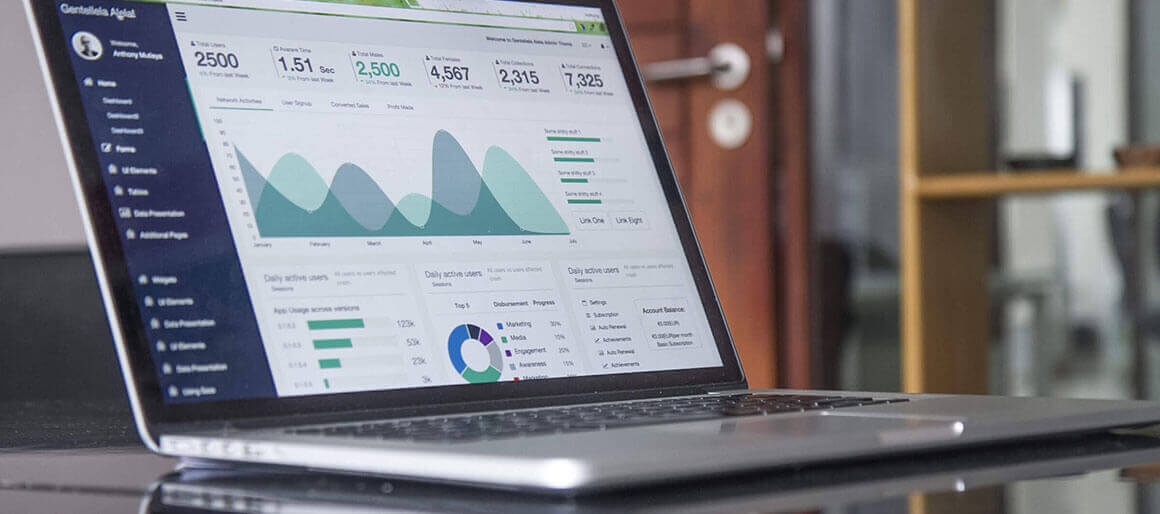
[326,374,408,391]
[317,354,404,371]
[312,336,398,350]
[547,136,601,142]
[312,338,354,349]
[307,318,365,330]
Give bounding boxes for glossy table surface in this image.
[10,400,1160,513]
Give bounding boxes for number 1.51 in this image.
[277,56,313,73]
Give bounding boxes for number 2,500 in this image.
[195,51,239,68]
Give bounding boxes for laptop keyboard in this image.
[286,393,907,443]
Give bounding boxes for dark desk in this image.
[8,399,1160,513]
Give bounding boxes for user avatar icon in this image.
[71,31,104,61]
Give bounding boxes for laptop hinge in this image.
[703,382,747,393]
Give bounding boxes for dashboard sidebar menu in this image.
[56,1,276,402]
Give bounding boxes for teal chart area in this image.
[238,130,570,238]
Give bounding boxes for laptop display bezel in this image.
[26,0,747,427]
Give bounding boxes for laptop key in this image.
[721,406,764,416]
[827,401,870,408]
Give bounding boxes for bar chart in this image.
[264,296,435,395]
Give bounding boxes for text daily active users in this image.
[54,0,721,404]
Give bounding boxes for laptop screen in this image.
[48,0,725,404]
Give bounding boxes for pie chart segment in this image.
[447,323,503,383]
[461,365,502,383]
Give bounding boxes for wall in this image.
[0,10,86,250]
[1133,0,1160,142]
[809,0,899,264]
[998,0,1127,343]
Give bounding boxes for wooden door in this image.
[618,1,782,388]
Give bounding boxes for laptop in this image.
[23,0,1160,493]
[146,433,1160,512]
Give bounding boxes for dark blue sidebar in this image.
[55,1,276,403]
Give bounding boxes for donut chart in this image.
[447,323,503,383]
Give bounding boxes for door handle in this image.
[642,42,750,90]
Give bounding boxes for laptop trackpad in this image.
[657,412,965,446]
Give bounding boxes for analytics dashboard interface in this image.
[53,0,724,403]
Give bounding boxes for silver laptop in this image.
[147,433,1160,512]
[24,0,1160,493]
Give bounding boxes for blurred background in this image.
[616,0,1160,405]
[6,0,1160,443]
[8,0,1160,400]
[6,0,1160,511]
[6,0,1160,400]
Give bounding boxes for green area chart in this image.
[237,130,570,238]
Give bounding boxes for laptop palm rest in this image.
[655,412,965,447]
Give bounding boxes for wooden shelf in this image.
[898,0,1159,396]
[914,168,1160,198]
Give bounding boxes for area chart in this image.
[238,130,570,238]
